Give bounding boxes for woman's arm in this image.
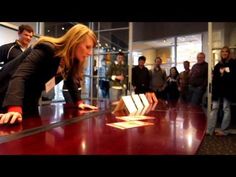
[0,43,55,124]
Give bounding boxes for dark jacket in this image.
[132,65,150,94]
[0,42,82,114]
[0,41,23,66]
[165,76,180,101]
[212,58,236,101]
[189,61,208,89]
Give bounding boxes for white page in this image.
[132,94,144,110]
[139,94,150,107]
[122,96,137,114]
[107,121,154,129]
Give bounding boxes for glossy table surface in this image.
[0,100,207,155]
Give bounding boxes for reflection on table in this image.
[0,100,207,155]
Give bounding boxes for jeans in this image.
[188,85,205,106]
[207,98,231,135]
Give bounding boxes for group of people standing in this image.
[131,48,236,136]
[131,53,208,106]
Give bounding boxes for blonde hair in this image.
[33,23,97,82]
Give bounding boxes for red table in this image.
[0,100,207,154]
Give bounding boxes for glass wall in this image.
[92,22,129,99]
[211,23,236,66]
[132,33,203,76]
[176,34,202,72]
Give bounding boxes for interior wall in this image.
[156,47,171,64]
[0,25,18,46]
[229,28,236,46]
[141,49,156,68]
[0,22,38,46]
[202,31,209,62]
[9,22,37,33]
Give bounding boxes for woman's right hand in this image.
[0,112,23,125]
[116,75,124,81]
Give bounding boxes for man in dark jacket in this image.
[0,24,34,67]
[132,55,150,94]
[188,52,208,106]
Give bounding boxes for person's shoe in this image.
[205,131,213,136]
[215,129,227,136]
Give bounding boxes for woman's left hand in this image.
[78,103,98,110]
[0,112,23,125]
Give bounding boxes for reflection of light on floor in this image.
[81,139,87,154]
[176,117,184,129]
[54,127,64,136]
[45,127,64,147]
[174,117,197,149]
[46,132,55,147]
[53,104,64,120]
[186,133,193,148]
[185,123,197,148]
[48,104,64,123]
[175,119,184,141]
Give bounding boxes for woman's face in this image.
[75,36,94,62]
[221,48,230,60]
[170,68,177,76]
